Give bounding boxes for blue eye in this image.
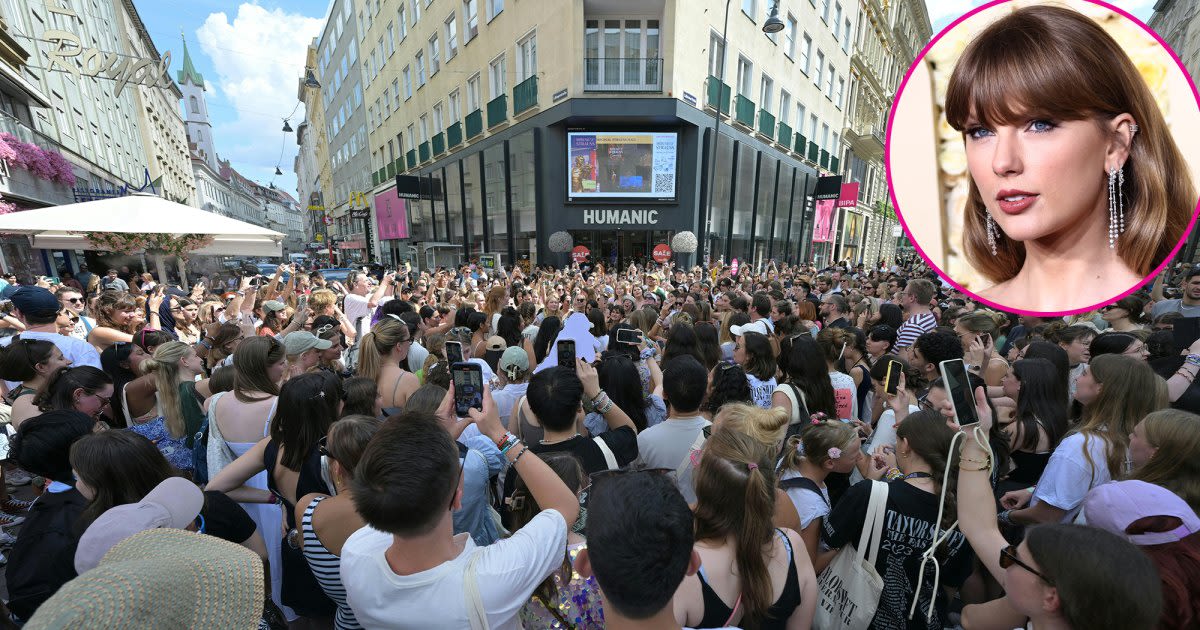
[1029,120,1057,133]
[966,126,993,140]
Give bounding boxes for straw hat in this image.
[27,528,263,629]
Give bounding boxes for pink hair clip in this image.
[747,463,759,470]
[828,447,842,459]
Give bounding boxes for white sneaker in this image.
[0,529,17,547]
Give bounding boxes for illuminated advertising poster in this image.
[567,132,677,200]
[812,176,843,243]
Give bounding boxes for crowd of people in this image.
[0,255,1191,629]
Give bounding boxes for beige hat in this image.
[485,335,507,352]
[27,529,264,630]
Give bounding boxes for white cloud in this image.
[195,4,323,196]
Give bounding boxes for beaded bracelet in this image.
[883,467,904,482]
[500,436,523,456]
[1187,354,1200,368]
[596,396,615,415]
[511,444,530,465]
[496,432,519,452]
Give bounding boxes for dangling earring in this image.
[986,211,1000,256]
[1108,166,1126,249]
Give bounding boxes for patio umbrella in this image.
[0,193,285,288]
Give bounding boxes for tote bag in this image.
[814,480,888,630]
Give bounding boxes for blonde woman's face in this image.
[964,117,1115,246]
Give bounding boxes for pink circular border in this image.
[884,0,1200,318]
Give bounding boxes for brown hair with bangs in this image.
[944,5,1194,283]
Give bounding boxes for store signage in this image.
[582,209,659,225]
[41,2,172,97]
[813,176,843,243]
[374,190,410,240]
[350,209,370,219]
[395,175,421,199]
[571,245,590,263]
[652,244,672,263]
[837,182,859,208]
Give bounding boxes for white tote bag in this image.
[813,480,889,630]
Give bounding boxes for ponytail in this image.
[357,331,382,382]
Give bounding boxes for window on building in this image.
[467,73,481,110]
[759,74,773,112]
[392,78,401,108]
[834,3,842,37]
[397,130,405,153]
[445,13,458,59]
[735,55,752,96]
[412,0,421,23]
[801,33,812,74]
[377,37,385,68]
[779,90,791,120]
[429,35,440,75]
[516,32,536,81]
[837,77,845,108]
[353,82,362,108]
[785,15,797,58]
[822,0,832,23]
[464,0,478,42]
[419,114,428,142]
[399,4,407,39]
[433,102,444,131]
[403,66,413,98]
[814,50,824,86]
[810,114,819,142]
[843,18,852,51]
[708,31,725,78]
[387,23,395,55]
[189,96,198,113]
[449,89,461,121]
[489,54,506,99]
[797,103,806,135]
[489,0,503,20]
[741,0,757,19]
[416,51,426,85]
[408,123,416,148]
[826,64,835,98]
[821,122,830,148]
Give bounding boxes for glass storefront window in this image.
[483,144,507,255]
[704,133,734,265]
[446,161,465,248]
[508,132,537,265]
[773,166,794,263]
[729,143,755,263]
[753,156,776,267]
[463,154,483,258]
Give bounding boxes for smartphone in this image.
[979,332,991,346]
[1173,317,1200,351]
[939,358,979,426]
[452,362,484,416]
[297,294,308,311]
[616,328,643,345]
[884,360,902,396]
[557,339,576,367]
[445,341,464,364]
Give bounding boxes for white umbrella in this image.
[0,193,285,288]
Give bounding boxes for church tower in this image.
[178,36,218,172]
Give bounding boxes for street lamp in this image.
[304,69,321,89]
[705,0,786,265]
[281,119,293,133]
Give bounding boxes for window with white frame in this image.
[785,15,797,58]
[708,31,726,78]
[517,32,536,81]
[396,131,405,154]
[736,55,753,96]
[814,50,824,86]
[377,36,385,67]
[842,18,851,51]
[822,0,832,23]
[821,122,829,148]
[416,51,426,85]
[403,66,413,98]
[445,14,458,59]
[489,0,503,20]
[392,78,400,108]
[412,0,421,23]
[837,77,845,108]
[741,0,756,19]
[464,0,478,42]
[779,90,791,120]
[467,73,481,110]
[433,102,444,131]
[759,74,773,112]
[387,23,395,55]
[449,89,461,121]
[801,33,812,74]
[834,3,842,37]
[826,64,835,98]
[489,54,506,99]
[407,123,416,148]
[419,115,428,142]
[399,5,407,39]
[429,35,440,75]
[809,114,818,142]
[796,103,806,135]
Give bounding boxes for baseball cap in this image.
[499,346,530,379]
[485,335,507,352]
[74,477,204,574]
[11,286,61,318]
[730,320,771,337]
[283,331,332,356]
[1083,480,1200,546]
[262,300,287,313]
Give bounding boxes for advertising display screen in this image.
[567,132,677,200]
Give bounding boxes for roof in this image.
[176,36,204,88]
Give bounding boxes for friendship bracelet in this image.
[1187,354,1200,368]
[496,432,518,452]
[998,509,1016,527]
[596,396,615,415]
[511,444,530,465]
[958,460,990,472]
[883,467,904,482]
[500,436,523,456]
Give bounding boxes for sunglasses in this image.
[999,545,1053,585]
[318,435,336,461]
[65,297,83,304]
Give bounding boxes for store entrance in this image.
[576,230,674,269]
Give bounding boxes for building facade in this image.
[305,0,929,270]
[295,41,333,259]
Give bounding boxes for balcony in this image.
[487,95,508,127]
[734,95,755,128]
[705,75,731,114]
[465,109,483,138]
[447,121,463,148]
[0,110,77,206]
[830,155,840,172]
[406,149,417,170]
[757,109,775,138]
[807,142,819,163]
[513,75,538,115]
[432,132,446,155]
[371,171,379,186]
[419,142,431,163]
[794,133,807,155]
[394,157,404,174]
[844,122,885,160]
[819,150,830,170]
[777,122,792,147]
[386,162,396,178]
[584,58,663,92]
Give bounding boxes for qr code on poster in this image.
[654,172,674,193]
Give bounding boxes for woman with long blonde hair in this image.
[357,316,419,412]
[673,427,817,629]
[128,341,211,473]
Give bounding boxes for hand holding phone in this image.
[884,360,902,396]
[445,341,464,364]
[451,362,484,417]
[557,339,576,367]
[939,359,979,427]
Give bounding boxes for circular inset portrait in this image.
[887,0,1200,315]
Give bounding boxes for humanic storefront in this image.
[375,97,821,270]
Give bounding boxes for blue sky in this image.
[136,0,332,200]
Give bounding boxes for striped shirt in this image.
[896,311,937,348]
[302,496,362,630]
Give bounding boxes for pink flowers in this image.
[0,133,76,186]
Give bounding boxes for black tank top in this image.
[696,529,802,629]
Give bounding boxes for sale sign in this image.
[652,244,672,263]
[571,245,590,263]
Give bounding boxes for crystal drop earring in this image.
[986,211,999,256]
